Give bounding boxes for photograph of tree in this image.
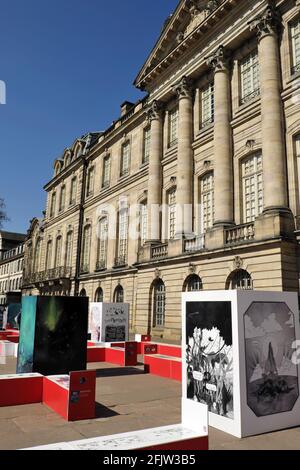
[186,301,234,419]
[244,302,299,417]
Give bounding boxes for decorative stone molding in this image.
[172,76,193,100]
[206,45,231,73]
[188,263,196,275]
[154,268,161,279]
[233,256,243,270]
[146,100,163,122]
[249,3,281,40]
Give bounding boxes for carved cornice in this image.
[206,45,231,73]
[249,3,282,41]
[146,100,163,122]
[172,76,193,99]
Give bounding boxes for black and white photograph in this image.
[244,302,299,417]
[186,301,234,420]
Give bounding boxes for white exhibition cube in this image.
[0,341,15,357]
[89,303,129,343]
[182,290,300,438]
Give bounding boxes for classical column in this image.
[207,45,234,227]
[250,3,288,211]
[173,76,194,238]
[146,100,163,244]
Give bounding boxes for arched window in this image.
[153,279,166,328]
[226,269,253,290]
[114,285,124,303]
[80,288,87,297]
[184,274,203,292]
[94,287,104,303]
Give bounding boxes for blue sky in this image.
[0,0,177,233]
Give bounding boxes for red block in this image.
[68,371,96,421]
[157,344,181,358]
[144,355,182,382]
[43,377,69,420]
[0,375,43,407]
[124,342,138,366]
[105,347,125,366]
[87,347,106,363]
[43,370,96,422]
[6,335,19,344]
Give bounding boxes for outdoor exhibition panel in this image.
[17,296,88,376]
[89,303,129,343]
[182,290,300,438]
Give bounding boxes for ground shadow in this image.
[95,366,146,378]
[94,402,120,419]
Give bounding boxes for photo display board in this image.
[89,303,129,343]
[182,291,300,438]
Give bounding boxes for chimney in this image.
[120,101,134,117]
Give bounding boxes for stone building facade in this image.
[0,242,25,307]
[23,0,300,340]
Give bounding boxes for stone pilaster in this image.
[250,3,295,238]
[207,45,233,228]
[173,76,194,238]
[145,100,163,244]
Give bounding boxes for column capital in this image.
[206,45,231,73]
[172,76,193,100]
[146,100,164,122]
[249,3,281,41]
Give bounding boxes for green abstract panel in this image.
[17,296,37,373]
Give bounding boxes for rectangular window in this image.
[59,186,66,212]
[96,218,108,269]
[200,173,214,233]
[201,84,214,128]
[86,167,94,197]
[116,209,128,265]
[240,51,260,104]
[65,232,73,267]
[168,189,176,240]
[143,128,151,164]
[291,17,300,74]
[50,193,56,218]
[169,108,179,147]
[140,203,148,246]
[70,177,77,205]
[102,156,111,188]
[81,226,91,273]
[242,152,264,223]
[120,142,130,177]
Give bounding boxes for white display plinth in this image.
[89,303,129,343]
[182,290,300,438]
[0,341,16,357]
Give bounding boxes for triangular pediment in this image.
[134,0,222,90]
